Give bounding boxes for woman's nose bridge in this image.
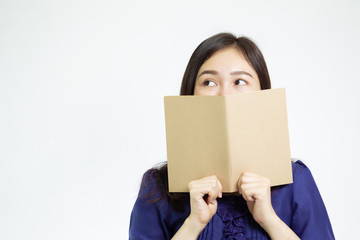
[218,84,233,96]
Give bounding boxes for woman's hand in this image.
[172,175,222,239]
[188,175,223,229]
[238,172,300,240]
[238,172,276,226]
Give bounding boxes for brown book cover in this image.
[164,88,293,192]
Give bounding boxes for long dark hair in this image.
[140,33,272,211]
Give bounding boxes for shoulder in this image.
[271,159,316,208]
[291,158,310,175]
[288,160,335,238]
[290,159,325,205]
[291,159,317,190]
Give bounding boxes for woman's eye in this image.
[204,80,216,86]
[235,79,246,86]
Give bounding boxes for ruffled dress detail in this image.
[217,196,248,240]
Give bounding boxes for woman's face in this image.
[194,47,261,96]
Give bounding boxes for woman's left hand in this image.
[237,172,276,226]
[238,172,301,239]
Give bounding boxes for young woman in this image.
[129,33,335,239]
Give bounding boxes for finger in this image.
[240,173,262,183]
[190,184,220,202]
[240,183,261,195]
[207,181,222,204]
[240,179,270,191]
[210,177,222,200]
[240,181,269,190]
[207,190,218,205]
[188,176,223,202]
[190,176,221,190]
[217,179,223,198]
[238,173,271,189]
[241,172,261,177]
[241,185,270,202]
[189,176,219,188]
[241,187,259,201]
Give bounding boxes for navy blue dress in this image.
[129,160,335,239]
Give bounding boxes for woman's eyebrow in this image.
[231,71,253,78]
[197,70,218,77]
[198,70,253,78]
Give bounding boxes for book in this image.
[164,88,293,192]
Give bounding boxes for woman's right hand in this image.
[187,175,223,230]
[172,175,222,239]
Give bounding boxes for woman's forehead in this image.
[198,48,255,74]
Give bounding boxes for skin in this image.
[194,47,261,96]
[172,47,300,240]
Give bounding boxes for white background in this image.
[1,0,359,239]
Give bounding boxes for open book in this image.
[164,88,293,192]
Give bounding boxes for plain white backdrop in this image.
[1,0,359,239]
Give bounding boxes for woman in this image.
[129,33,335,239]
